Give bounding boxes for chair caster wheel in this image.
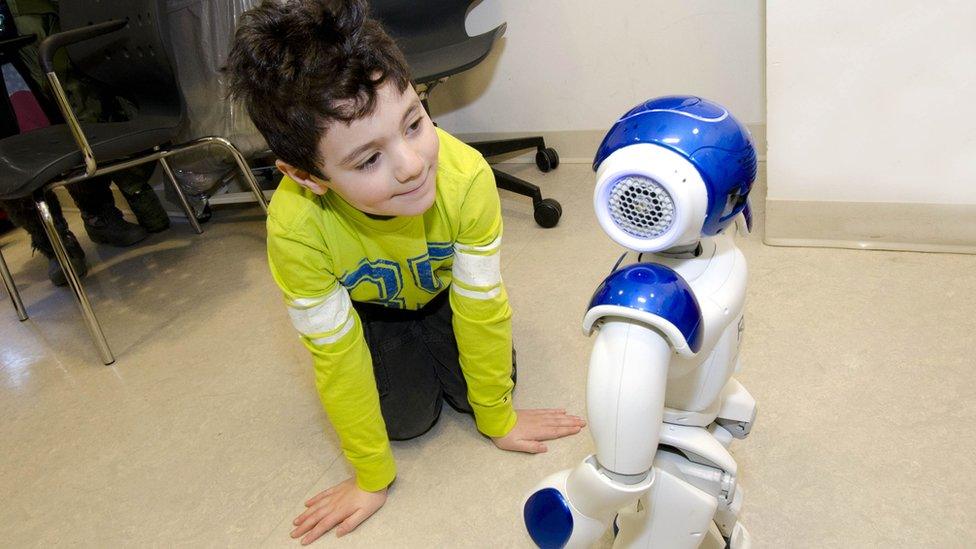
[196,204,213,224]
[535,147,559,172]
[534,198,562,228]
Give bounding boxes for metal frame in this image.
[0,246,28,322]
[7,71,272,364]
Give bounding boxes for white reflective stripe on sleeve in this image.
[309,316,356,345]
[454,235,501,254]
[453,249,501,288]
[451,284,502,300]
[286,286,352,336]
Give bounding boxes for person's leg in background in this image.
[0,165,173,286]
[67,176,148,247]
[67,161,172,246]
[0,192,87,287]
[110,163,170,234]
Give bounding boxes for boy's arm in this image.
[268,222,395,492]
[449,158,518,439]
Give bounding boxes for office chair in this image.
[1,0,47,322]
[0,0,269,364]
[369,0,563,228]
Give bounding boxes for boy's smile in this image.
[279,80,440,218]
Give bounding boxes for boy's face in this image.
[279,81,439,218]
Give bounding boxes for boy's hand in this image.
[291,477,387,545]
[491,409,586,453]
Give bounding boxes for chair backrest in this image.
[58,0,181,117]
[369,0,476,53]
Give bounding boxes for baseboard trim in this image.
[454,124,767,165]
[764,198,976,254]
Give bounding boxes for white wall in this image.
[428,0,765,136]
[766,1,976,206]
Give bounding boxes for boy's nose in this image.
[394,144,425,183]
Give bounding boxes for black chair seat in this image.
[394,25,504,84]
[0,113,180,199]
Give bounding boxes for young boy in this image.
[226,0,585,544]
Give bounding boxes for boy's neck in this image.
[364,212,395,221]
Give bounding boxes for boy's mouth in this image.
[395,170,430,197]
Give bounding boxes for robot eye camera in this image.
[592,96,758,252]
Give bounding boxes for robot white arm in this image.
[523,263,707,549]
[586,319,670,479]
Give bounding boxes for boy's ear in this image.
[275,160,329,196]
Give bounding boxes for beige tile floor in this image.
[2,162,975,548]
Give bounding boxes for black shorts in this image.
[353,289,516,441]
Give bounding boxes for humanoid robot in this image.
[523,96,758,549]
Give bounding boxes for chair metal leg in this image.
[36,199,115,365]
[468,136,547,158]
[209,137,269,213]
[158,157,203,234]
[0,247,28,321]
[493,168,544,205]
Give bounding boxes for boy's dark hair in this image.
[225,0,411,178]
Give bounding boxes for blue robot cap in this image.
[593,96,758,236]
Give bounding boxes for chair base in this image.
[468,136,563,228]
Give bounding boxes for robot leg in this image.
[713,482,752,548]
[613,463,719,549]
[714,376,757,440]
[616,426,752,548]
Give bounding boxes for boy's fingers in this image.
[291,513,317,538]
[515,438,548,453]
[291,511,314,536]
[530,408,566,415]
[294,506,317,525]
[301,512,346,545]
[293,505,335,538]
[529,424,583,441]
[305,485,336,506]
[547,426,578,439]
[335,509,369,538]
[294,499,331,527]
[546,417,586,427]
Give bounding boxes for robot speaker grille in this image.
[608,176,675,239]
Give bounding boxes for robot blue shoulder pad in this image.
[584,263,704,356]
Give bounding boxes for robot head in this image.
[592,96,757,252]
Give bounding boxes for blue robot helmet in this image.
[592,96,757,249]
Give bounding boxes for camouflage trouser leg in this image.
[0,191,68,257]
[112,163,169,231]
[69,164,168,232]
[65,177,116,217]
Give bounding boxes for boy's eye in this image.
[358,153,380,170]
[407,118,422,132]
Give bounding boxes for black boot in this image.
[82,206,149,247]
[40,230,89,287]
[123,182,170,233]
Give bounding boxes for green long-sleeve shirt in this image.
[267,128,516,491]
